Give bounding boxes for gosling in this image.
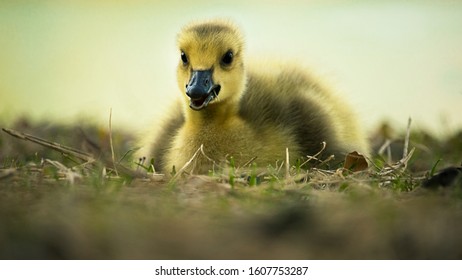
[139,19,369,174]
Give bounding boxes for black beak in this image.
[186,70,220,110]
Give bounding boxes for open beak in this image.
[186,70,221,110]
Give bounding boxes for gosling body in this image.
[140,20,369,174]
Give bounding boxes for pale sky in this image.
[1,0,461,135]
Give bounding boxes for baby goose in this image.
[140,19,369,174]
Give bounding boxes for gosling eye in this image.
[180,51,188,65]
[221,50,234,66]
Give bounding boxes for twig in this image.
[2,127,147,179]
[285,147,290,179]
[299,141,326,168]
[2,128,95,162]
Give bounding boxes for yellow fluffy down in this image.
[138,19,369,174]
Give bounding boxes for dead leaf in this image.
[343,151,368,172]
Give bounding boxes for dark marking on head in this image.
[188,22,236,39]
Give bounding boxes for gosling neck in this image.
[184,99,239,128]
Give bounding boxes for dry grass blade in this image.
[240,156,258,168]
[374,119,416,187]
[108,108,119,177]
[377,139,392,164]
[2,128,95,163]
[44,159,82,184]
[172,144,203,180]
[0,168,17,180]
[299,141,326,168]
[403,117,412,159]
[200,144,218,167]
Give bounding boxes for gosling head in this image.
[176,20,246,111]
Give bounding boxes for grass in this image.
[0,117,462,259]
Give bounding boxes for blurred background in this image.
[1,0,461,135]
